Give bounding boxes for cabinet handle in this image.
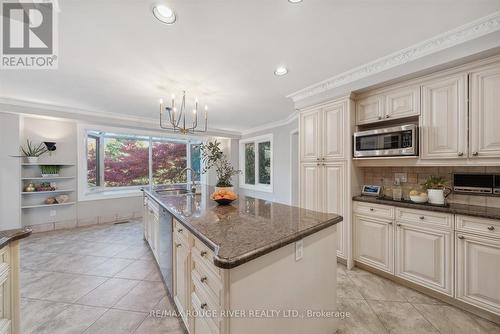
[369,208,374,211]
[457,235,465,240]
[177,228,183,233]
[201,276,208,283]
[317,163,320,166]
[200,303,208,310]
[200,251,207,257]
[419,216,425,220]
[458,152,464,156]
[396,223,402,227]
[322,157,325,161]
[378,116,382,120]
[175,243,182,248]
[388,222,393,225]
[472,152,479,156]
[385,114,390,118]
[487,226,495,231]
[316,158,320,161]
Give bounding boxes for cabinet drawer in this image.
[353,201,394,220]
[192,291,219,334]
[192,255,222,302]
[456,215,500,239]
[193,238,221,277]
[173,219,190,242]
[396,208,452,230]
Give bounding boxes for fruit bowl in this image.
[211,189,238,206]
[409,190,428,203]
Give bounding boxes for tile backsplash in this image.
[360,166,500,208]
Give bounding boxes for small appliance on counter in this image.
[353,124,418,158]
[453,173,495,195]
[361,185,382,197]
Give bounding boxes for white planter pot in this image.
[26,157,38,164]
[428,189,445,205]
[42,173,59,178]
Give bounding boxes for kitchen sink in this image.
[155,188,192,196]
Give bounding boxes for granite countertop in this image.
[353,195,500,220]
[0,227,32,249]
[144,186,342,269]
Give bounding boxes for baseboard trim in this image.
[354,261,500,325]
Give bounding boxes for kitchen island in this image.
[143,186,342,334]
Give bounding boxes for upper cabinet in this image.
[299,100,347,161]
[469,63,500,159]
[356,86,420,125]
[420,74,468,159]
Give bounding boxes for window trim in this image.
[239,134,273,193]
[77,124,202,201]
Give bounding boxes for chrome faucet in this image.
[176,167,200,193]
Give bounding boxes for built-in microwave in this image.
[353,124,418,158]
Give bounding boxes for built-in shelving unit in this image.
[20,162,77,228]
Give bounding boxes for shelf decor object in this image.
[19,139,48,163]
[40,165,61,177]
[159,90,208,134]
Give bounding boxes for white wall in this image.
[0,113,21,230]
[238,119,299,205]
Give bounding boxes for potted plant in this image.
[20,140,48,163]
[422,176,451,205]
[40,165,61,177]
[200,140,241,191]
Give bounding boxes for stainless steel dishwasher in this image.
[158,207,173,295]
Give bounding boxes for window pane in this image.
[245,143,255,185]
[152,141,187,185]
[104,137,149,187]
[258,141,271,185]
[190,144,201,182]
[87,136,98,187]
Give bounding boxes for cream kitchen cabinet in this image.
[469,63,500,159]
[144,196,160,261]
[173,233,190,326]
[299,100,347,161]
[354,214,394,273]
[395,222,453,296]
[420,74,468,159]
[356,86,420,125]
[300,161,348,258]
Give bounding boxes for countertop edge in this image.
[353,196,500,220]
[145,190,343,269]
[0,228,32,249]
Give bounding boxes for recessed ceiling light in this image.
[153,5,176,24]
[288,0,303,3]
[274,66,288,76]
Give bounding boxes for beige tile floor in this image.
[20,220,500,334]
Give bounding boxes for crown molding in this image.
[0,97,242,138]
[287,10,500,103]
[240,110,298,136]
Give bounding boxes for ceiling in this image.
[1,0,500,133]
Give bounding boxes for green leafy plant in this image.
[200,140,240,187]
[20,140,48,157]
[40,165,61,175]
[422,176,449,190]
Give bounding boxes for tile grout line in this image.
[407,302,443,334]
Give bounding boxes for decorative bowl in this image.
[410,195,428,203]
[214,198,235,206]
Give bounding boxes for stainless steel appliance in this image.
[353,124,418,158]
[453,174,494,194]
[494,175,500,195]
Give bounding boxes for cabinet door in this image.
[385,86,420,120]
[299,109,321,161]
[456,233,500,315]
[323,162,346,258]
[173,238,190,320]
[322,102,345,160]
[354,215,393,273]
[395,224,452,296]
[356,95,384,125]
[299,163,321,212]
[421,74,468,159]
[469,64,500,158]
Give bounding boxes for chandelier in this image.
[159,91,208,134]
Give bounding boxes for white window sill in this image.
[79,188,144,202]
[239,184,273,193]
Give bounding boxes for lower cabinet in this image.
[395,223,453,295]
[455,232,500,315]
[354,214,394,273]
[173,235,190,324]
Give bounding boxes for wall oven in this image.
[353,124,418,158]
